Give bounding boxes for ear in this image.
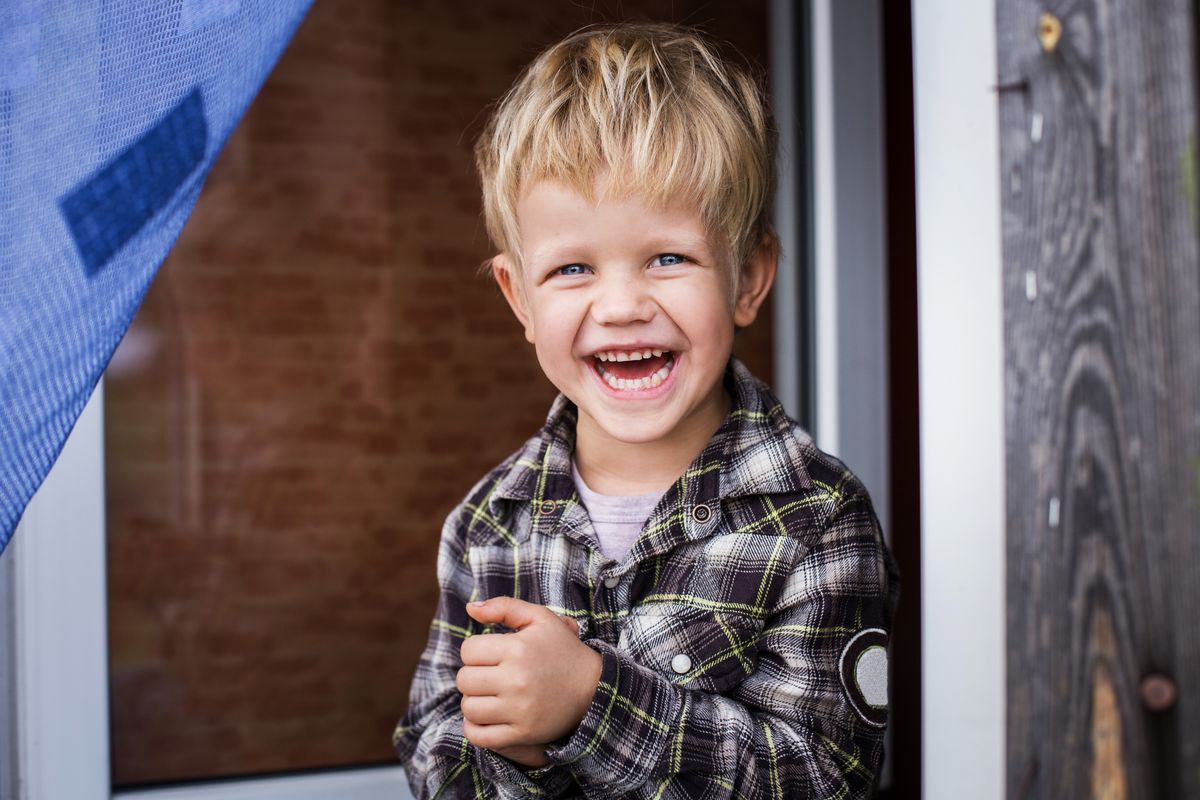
[492,253,536,344]
[733,235,778,328]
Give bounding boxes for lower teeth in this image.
[597,357,673,390]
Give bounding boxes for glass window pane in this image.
[104,0,771,787]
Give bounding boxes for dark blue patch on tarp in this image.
[0,1,314,554]
[60,89,208,276]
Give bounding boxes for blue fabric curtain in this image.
[0,0,314,552]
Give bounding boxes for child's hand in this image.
[457,597,602,758]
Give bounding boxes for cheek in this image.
[528,300,586,359]
[662,283,737,339]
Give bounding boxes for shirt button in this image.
[691,503,712,523]
[671,653,692,674]
[538,500,556,516]
[603,576,620,589]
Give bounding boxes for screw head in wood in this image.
[1038,12,1063,53]
[1139,673,1177,712]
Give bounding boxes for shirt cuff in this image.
[544,639,682,790]
[473,745,573,796]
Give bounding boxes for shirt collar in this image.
[488,357,813,515]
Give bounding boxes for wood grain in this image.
[998,0,1200,796]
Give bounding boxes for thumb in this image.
[465,596,551,631]
[556,614,580,635]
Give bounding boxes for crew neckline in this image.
[571,460,666,523]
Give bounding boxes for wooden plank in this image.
[997,0,1200,796]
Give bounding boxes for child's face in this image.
[493,177,774,449]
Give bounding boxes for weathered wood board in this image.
[998,1,1200,797]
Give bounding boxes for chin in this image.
[589,412,677,445]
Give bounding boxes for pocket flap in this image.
[619,605,763,693]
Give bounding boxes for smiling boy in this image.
[394,22,900,800]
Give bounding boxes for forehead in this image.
[515,178,721,266]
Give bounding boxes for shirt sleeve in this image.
[393,501,577,800]
[545,490,900,799]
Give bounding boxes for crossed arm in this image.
[393,523,595,798]
[394,495,895,799]
[456,598,602,769]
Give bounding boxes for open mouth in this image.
[591,349,676,391]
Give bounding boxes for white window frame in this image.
[8,382,111,800]
[773,0,892,531]
[912,1,1006,798]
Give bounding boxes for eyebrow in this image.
[529,234,714,265]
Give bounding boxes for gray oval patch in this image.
[839,628,889,727]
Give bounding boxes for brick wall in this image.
[105,0,773,785]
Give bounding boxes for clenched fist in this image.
[457,597,602,767]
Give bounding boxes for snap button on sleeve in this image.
[691,503,712,523]
[603,575,620,589]
[671,653,692,674]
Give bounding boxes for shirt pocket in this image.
[618,605,764,694]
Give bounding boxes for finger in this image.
[556,614,580,635]
[460,633,507,666]
[460,694,510,726]
[463,719,521,751]
[456,665,504,697]
[466,596,553,631]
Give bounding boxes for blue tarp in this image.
[0,0,314,552]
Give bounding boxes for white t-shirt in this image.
[571,460,666,563]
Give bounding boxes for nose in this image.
[589,273,655,326]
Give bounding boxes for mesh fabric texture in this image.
[0,0,314,552]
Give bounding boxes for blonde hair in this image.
[474,22,777,276]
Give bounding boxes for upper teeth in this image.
[594,349,664,362]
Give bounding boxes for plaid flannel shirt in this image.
[394,358,901,799]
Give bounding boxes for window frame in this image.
[911,0,1007,797]
[3,382,413,800]
[0,1,997,796]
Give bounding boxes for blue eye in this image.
[556,264,590,276]
[654,253,688,267]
